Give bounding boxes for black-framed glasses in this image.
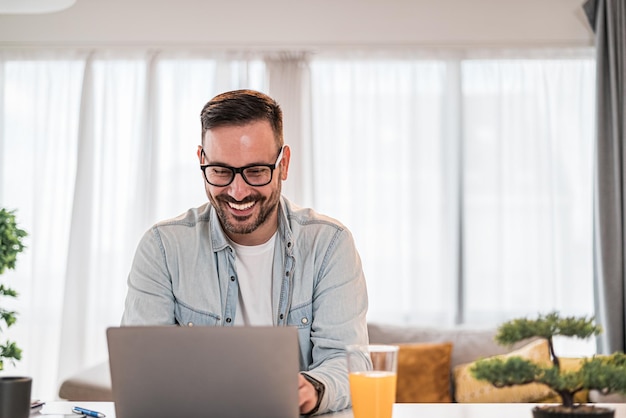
[200,146,285,187]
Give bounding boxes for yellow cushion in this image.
[396,342,453,403]
[537,357,589,404]
[453,338,554,403]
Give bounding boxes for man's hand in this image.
[298,374,318,415]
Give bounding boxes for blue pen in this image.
[72,406,106,418]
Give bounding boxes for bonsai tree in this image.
[471,312,626,417]
[0,208,27,370]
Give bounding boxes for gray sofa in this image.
[366,322,525,369]
[59,361,113,401]
[59,322,522,401]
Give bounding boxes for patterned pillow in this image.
[453,338,553,402]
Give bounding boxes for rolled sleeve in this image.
[306,228,369,414]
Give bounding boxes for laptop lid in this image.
[106,326,300,418]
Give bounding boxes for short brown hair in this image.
[200,89,283,147]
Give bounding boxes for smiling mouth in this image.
[228,200,256,211]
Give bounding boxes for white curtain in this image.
[0,50,269,399]
[461,57,595,324]
[310,57,459,325]
[309,49,596,354]
[1,51,86,400]
[0,47,596,400]
[266,52,314,207]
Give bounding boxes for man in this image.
[122,89,369,415]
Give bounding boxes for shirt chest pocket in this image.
[175,303,221,327]
[287,302,312,329]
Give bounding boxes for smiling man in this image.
[121,89,369,415]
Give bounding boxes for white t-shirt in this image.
[229,232,276,326]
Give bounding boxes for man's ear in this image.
[197,146,204,163]
[280,145,291,180]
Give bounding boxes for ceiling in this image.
[0,0,594,49]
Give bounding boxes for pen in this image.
[72,406,106,418]
[30,400,45,412]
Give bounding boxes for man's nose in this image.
[227,172,250,200]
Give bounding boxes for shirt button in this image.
[286,271,290,277]
[287,242,292,248]
[188,322,194,327]
[226,318,232,323]
[230,276,235,281]
[279,313,284,320]
[301,317,309,325]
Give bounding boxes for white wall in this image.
[0,0,594,49]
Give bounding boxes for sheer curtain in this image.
[0,50,268,399]
[266,52,314,207]
[310,57,458,325]
[310,49,596,354]
[461,57,595,323]
[1,52,86,400]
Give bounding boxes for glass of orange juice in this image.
[346,344,399,418]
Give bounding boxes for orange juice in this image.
[349,371,397,418]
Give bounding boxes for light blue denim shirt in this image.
[122,196,369,414]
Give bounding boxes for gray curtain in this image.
[584,0,626,354]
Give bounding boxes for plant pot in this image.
[533,405,615,418]
[0,376,32,418]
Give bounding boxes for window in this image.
[0,49,596,399]
[310,52,595,354]
[0,53,267,398]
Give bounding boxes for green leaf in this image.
[538,366,584,392]
[0,284,18,298]
[0,208,27,370]
[495,312,601,345]
[471,357,542,387]
[579,355,626,393]
[0,309,18,328]
[0,340,23,370]
[0,208,28,275]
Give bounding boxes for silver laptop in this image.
[106,326,300,418]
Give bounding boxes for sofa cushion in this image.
[453,338,553,403]
[396,342,453,403]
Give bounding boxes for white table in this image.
[38,401,626,417]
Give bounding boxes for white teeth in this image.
[228,201,255,211]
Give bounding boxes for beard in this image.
[209,182,282,236]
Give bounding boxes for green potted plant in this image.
[0,208,27,370]
[471,312,626,418]
[0,207,31,418]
